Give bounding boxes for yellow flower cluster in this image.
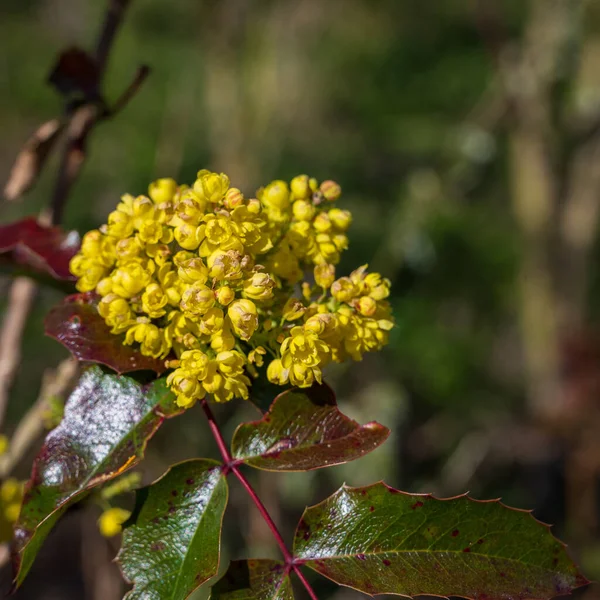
[70,170,393,407]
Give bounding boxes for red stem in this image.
[200,399,319,600]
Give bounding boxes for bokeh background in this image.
[2,0,600,598]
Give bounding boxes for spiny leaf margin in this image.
[232,384,389,471]
[293,481,588,600]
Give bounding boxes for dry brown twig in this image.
[0,0,149,437]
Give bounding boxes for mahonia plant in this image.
[0,171,588,600]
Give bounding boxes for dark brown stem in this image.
[95,0,132,80]
[200,399,319,600]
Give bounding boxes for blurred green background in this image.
[3,0,600,598]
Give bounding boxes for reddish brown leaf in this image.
[0,217,79,281]
[45,293,167,375]
[231,384,390,471]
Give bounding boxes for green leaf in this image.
[118,459,228,600]
[293,482,588,600]
[12,366,181,589]
[210,560,293,600]
[231,384,389,471]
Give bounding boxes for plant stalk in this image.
[200,399,319,600]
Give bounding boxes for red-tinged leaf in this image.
[293,483,588,600]
[0,217,79,281]
[118,459,228,600]
[210,560,293,600]
[12,366,182,589]
[231,385,389,471]
[45,293,167,375]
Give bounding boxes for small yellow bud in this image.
[290,175,311,200]
[292,200,315,221]
[195,170,230,204]
[148,178,177,204]
[320,180,341,202]
[314,263,336,289]
[328,208,352,231]
[243,271,275,301]
[267,359,289,385]
[283,297,306,321]
[224,187,244,209]
[247,198,262,214]
[228,299,258,341]
[261,180,290,210]
[216,286,235,305]
[98,508,131,537]
[0,435,9,456]
[357,296,377,317]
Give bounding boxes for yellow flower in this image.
[290,174,311,200]
[141,283,169,318]
[194,170,230,204]
[216,286,235,306]
[267,358,289,385]
[228,299,258,341]
[98,508,131,537]
[99,294,135,333]
[280,326,330,370]
[331,276,359,303]
[111,260,154,298]
[248,346,266,367]
[283,297,306,321]
[180,283,215,316]
[320,180,341,202]
[243,271,275,301]
[148,178,177,204]
[71,168,392,406]
[314,263,336,289]
[0,435,8,456]
[70,255,107,292]
[260,180,290,211]
[125,320,170,358]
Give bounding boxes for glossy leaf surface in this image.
[119,459,228,600]
[13,366,181,588]
[294,482,588,599]
[0,217,79,280]
[211,560,293,600]
[45,293,167,374]
[232,385,389,471]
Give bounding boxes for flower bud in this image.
[357,296,377,317]
[290,175,311,200]
[320,180,341,202]
[328,208,352,231]
[98,508,131,537]
[148,178,177,204]
[261,180,290,210]
[292,200,315,221]
[331,277,359,303]
[224,187,244,209]
[283,297,306,321]
[227,299,258,340]
[267,359,289,385]
[314,263,335,289]
[216,286,235,305]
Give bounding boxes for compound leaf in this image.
[210,560,293,600]
[12,366,181,588]
[119,459,228,600]
[45,293,167,375]
[293,482,588,600]
[232,385,389,471]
